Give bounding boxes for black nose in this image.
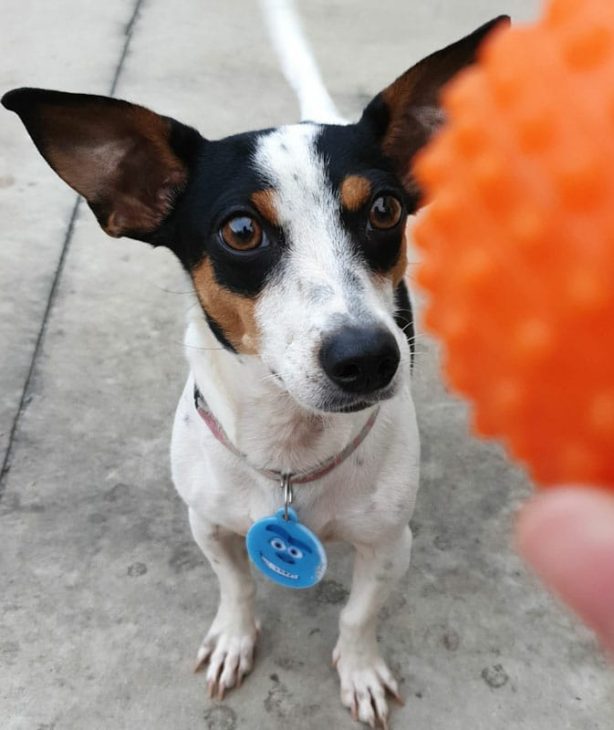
[319,326,400,395]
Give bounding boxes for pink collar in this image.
[194,385,379,485]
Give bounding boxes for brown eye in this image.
[220,215,263,251]
[368,195,403,230]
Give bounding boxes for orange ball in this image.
[413,0,614,487]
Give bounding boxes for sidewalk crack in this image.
[0,0,147,495]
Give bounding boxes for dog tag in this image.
[246,507,327,589]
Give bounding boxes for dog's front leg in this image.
[334,525,412,729]
[189,508,259,699]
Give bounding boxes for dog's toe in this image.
[194,642,214,673]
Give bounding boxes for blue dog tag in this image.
[246,507,327,589]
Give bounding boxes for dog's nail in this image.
[194,646,211,673]
[207,680,216,699]
[217,683,226,701]
[391,690,404,707]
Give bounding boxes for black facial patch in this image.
[152,128,285,298]
[317,122,421,209]
[314,124,415,275]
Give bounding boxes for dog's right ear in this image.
[359,16,510,202]
[2,88,203,242]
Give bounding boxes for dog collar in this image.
[193,384,379,485]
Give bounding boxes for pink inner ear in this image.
[105,167,186,237]
[412,106,447,134]
[97,137,187,237]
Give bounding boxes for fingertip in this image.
[516,486,614,556]
[516,486,614,653]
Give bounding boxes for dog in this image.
[3,13,508,728]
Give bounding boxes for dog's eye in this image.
[368,195,403,230]
[220,215,263,251]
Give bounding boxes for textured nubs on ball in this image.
[412,0,614,487]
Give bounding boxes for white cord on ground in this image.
[259,0,347,124]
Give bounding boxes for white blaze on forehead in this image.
[253,124,359,288]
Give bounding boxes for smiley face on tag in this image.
[246,508,327,589]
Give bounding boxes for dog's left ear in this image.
[360,16,510,199]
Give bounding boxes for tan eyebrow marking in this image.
[340,175,372,211]
[251,189,280,226]
[191,258,260,354]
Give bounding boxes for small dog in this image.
[3,14,507,727]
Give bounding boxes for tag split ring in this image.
[281,473,294,521]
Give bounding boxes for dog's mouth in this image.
[268,369,397,414]
[325,400,372,413]
[318,383,398,414]
[260,554,299,580]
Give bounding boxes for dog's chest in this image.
[193,439,381,540]
[172,370,419,541]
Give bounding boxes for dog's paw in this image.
[194,618,260,699]
[333,644,403,729]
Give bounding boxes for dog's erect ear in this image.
[2,88,203,240]
[360,16,510,197]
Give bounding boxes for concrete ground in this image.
[1,0,613,728]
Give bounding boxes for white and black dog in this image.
[3,11,508,728]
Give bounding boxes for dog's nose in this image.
[319,326,400,395]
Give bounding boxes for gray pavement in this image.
[1,1,613,728]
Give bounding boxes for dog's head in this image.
[2,17,507,414]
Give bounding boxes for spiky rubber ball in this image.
[413,0,614,487]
